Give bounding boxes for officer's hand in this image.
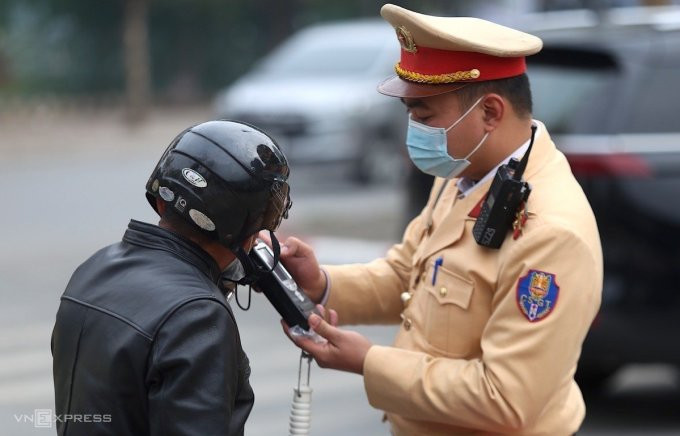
[259,232,326,303]
[283,305,372,375]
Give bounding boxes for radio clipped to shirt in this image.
[472,125,537,249]
[248,241,319,332]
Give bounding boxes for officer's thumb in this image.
[308,314,339,342]
[281,237,301,258]
[257,230,272,247]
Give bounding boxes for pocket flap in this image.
[427,265,474,309]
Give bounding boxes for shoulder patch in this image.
[516,270,560,322]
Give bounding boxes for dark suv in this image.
[529,8,680,387]
[406,6,680,387]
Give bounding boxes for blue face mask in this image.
[406,96,489,179]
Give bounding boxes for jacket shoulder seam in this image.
[61,304,90,434]
[150,295,232,341]
[61,295,154,341]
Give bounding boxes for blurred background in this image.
[2,0,680,434]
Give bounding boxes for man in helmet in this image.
[51,120,291,435]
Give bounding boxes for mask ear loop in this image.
[445,95,484,132]
[463,131,490,160]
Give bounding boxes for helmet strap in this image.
[228,231,281,312]
[233,230,281,287]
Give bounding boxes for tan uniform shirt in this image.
[324,122,602,435]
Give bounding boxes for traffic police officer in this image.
[279,4,602,435]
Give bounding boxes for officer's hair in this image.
[456,73,533,119]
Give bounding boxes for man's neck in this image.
[158,220,234,270]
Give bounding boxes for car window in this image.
[621,67,680,133]
[254,27,390,78]
[530,66,615,133]
[528,47,620,134]
[258,45,387,77]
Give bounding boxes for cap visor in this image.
[377,75,468,98]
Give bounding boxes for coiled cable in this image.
[289,351,313,436]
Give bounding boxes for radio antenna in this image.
[514,124,537,180]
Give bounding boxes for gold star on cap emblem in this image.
[396,25,417,53]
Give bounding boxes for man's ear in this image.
[156,198,166,215]
[480,93,504,130]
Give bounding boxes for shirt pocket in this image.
[421,263,475,355]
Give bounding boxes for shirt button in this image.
[400,313,412,330]
[400,292,412,308]
[439,287,448,297]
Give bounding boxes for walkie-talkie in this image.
[248,241,319,331]
[472,125,537,249]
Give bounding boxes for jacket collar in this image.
[123,220,222,284]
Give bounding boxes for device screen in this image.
[256,245,293,282]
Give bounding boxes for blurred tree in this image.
[0,0,123,95]
[1,0,594,102]
[123,0,151,123]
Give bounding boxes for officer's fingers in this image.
[308,314,341,343]
[280,320,295,344]
[257,230,272,246]
[280,237,301,258]
[281,237,315,260]
[328,309,338,327]
[257,231,293,251]
[315,304,335,325]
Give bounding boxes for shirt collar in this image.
[456,120,540,199]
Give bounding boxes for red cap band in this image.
[399,46,527,83]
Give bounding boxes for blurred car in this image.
[214,19,408,184]
[528,6,680,388]
[405,5,680,388]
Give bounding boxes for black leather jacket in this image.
[52,220,254,435]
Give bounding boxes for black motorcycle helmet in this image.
[145,120,291,251]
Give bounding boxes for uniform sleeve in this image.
[362,224,602,432]
[147,299,247,436]
[323,178,445,325]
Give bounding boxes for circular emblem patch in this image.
[182,168,207,188]
[189,209,216,231]
[396,25,417,53]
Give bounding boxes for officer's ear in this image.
[480,93,504,130]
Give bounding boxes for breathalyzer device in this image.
[248,241,320,332]
[247,240,319,436]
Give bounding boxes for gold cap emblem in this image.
[396,25,417,53]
